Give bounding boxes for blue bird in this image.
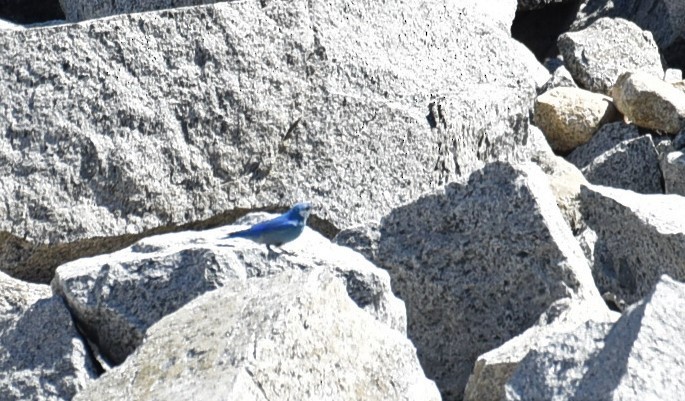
[225,202,312,253]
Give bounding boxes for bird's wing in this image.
[247,215,300,235]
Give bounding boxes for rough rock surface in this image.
[72,270,440,401]
[529,126,588,233]
[580,184,685,304]
[661,150,685,195]
[464,298,616,401]
[0,0,544,283]
[566,122,662,194]
[572,0,685,71]
[505,275,685,401]
[534,87,619,152]
[538,65,577,94]
[612,71,685,133]
[53,220,404,365]
[558,17,663,95]
[335,162,601,400]
[0,271,97,401]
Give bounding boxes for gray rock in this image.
[580,184,685,304]
[661,151,685,196]
[572,0,685,72]
[538,65,578,95]
[558,17,663,95]
[335,161,602,400]
[505,275,685,401]
[73,269,440,401]
[533,87,620,153]
[0,271,97,401]
[53,222,405,365]
[0,0,543,283]
[612,71,685,133]
[464,298,617,401]
[673,129,685,150]
[566,122,662,194]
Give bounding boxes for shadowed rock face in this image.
[0,0,543,283]
[336,162,601,400]
[0,0,64,24]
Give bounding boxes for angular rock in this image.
[538,65,577,95]
[72,270,440,401]
[464,298,617,401]
[53,222,405,365]
[529,127,589,233]
[566,122,662,194]
[612,71,685,133]
[0,271,97,401]
[580,184,685,304]
[0,0,543,283]
[572,0,685,72]
[661,150,685,195]
[335,161,602,400]
[534,87,619,152]
[558,17,663,95]
[505,275,685,401]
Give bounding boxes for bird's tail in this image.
[225,229,252,239]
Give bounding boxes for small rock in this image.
[664,68,683,83]
[505,275,685,401]
[558,17,663,95]
[611,71,685,133]
[566,122,662,194]
[73,270,440,401]
[534,87,620,153]
[538,65,578,94]
[661,151,685,196]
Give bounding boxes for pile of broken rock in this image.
[0,0,684,401]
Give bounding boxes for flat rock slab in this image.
[580,184,685,304]
[0,0,542,282]
[72,269,440,401]
[505,275,685,401]
[335,161,601,400]
[566,122,662,194]
[0,271,97,401]
[558,17,663,95]
[53,221,405,365]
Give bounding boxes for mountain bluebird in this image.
[225,202,312,253]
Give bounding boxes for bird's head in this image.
[289,202,313,221]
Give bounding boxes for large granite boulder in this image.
[0,0,544,284]
[72,269,440,401]
[53,219,404,365]
[335,161,603,400]
[0,271,97,401]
